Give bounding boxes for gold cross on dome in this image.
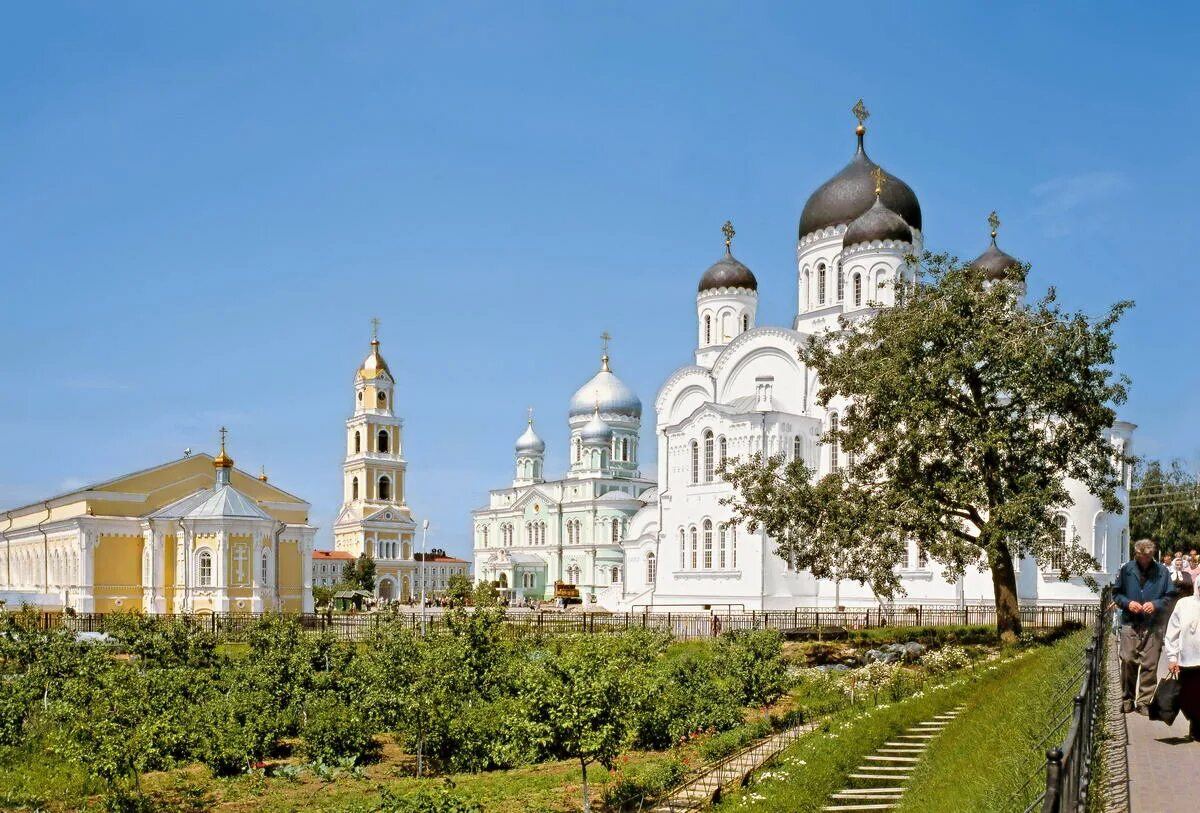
[600,331,611,356]
[988,210,1001,238]
[722,220,735,249]
[852,98,870,127]
[218,426,228,451]
[872,166,886,197]
[370,316,381,341]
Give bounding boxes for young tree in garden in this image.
[535,636,647,813]
[1131,458,1200,552]
[723,252,1131,636]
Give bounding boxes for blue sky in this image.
[2,2,1197,558]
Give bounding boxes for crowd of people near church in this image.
[1112,538,1200,740]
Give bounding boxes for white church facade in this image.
[473,104,1134,610]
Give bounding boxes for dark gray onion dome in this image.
[698,249,758,292]
[842,196,913,248]
[970,240,1022,281]
[798,128,922,239]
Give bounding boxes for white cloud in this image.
[1030,171,1128,237]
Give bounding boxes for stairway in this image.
[821,705,964,811]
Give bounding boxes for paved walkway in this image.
[1124,638,1200,813]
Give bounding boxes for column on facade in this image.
[300,534,315,613]
[250,531,264,613]
[215,529,229,612]
[77,529,96,613]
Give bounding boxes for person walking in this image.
[1113,539,1174,714]
[1165,586,1200,741]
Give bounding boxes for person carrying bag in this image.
[1163,585,1200,741]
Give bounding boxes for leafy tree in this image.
[444,573,473,608]
[472,580,500,609]
[531,635,649,813]
[1131,458,1200,553]
[342,553,378,592]
[300,692,378,764]
[723,254,1131,635]
[312,585,335,609]
[102,612,216,669]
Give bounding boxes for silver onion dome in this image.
[579,409,614,445]
[515,419,545,455]
[568,355,642,420]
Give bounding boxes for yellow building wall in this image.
[93,533,142,612]
[163,534,177,607]
[278,541,304,612]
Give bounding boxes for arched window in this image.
[817,263,827,304]
[1050,514,1069,571]
[679,530,686,568]
[704,314,712,345]
[718,437,727,471]
[847,450,856,470]
[793,435,802,461]
[837,268,845,301]
[378,476,391,501]
[703,520,713,569]
[352,477,359,500]
[354,432,361,453]
[829,413,840,471]
[691,441,700,484]
[611,519,620,543]
[647,552,657,584]
[854,273,863,307]
[574,437,581,463]
[917,543,928,569]
[1092,513,1107,567]
[197,550,213,587]
[621,437,629,462]
[611,566,620,583]
[525,522,533,545]
[378,430,389,453]
[690,527,698,569]
[731,525,738,568]
[719,524,727,568]
[742,313,749,332]
[481,527,489,548]
[261,549,270,583]
[703,430,715,482]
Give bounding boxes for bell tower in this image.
[333,322,418,600]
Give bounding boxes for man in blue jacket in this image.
[1113,538,1174,713]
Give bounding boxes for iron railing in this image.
[32,602,1102,643]
[1031,590,1109,812]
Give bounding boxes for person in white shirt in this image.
[1164,589,1200,741]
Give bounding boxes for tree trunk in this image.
[989,541,1023,636]
[416,735,424,778]
[580,758,590,813]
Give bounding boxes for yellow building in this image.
[332,328,419,603]
[0,434,316,613]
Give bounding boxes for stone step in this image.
[834,790,904,797]
[883,742,927,748]
[865,755,920,763]
[855,765,913,771]
[836,787,906,793]
[848,774,910,782]
[822,805,898,811]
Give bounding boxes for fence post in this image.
[916,605,921,627]
[1042,747,1063,813]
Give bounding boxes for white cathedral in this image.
[473,105,1135,611]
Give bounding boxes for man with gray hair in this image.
[1113,538,1174,713]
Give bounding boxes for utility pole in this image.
[420,519,429,635]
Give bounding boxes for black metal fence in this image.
[1032,591,1109,812]
[35,602,1102,643]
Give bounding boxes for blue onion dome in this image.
[568,355,642,420]
[843,195,913,249]
[969,212,1022,281]
[579,407,614,445]
[515,418,545,455]
[798,118,921,240]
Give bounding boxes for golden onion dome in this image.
[357,338,392,381]
[213,427,234,470]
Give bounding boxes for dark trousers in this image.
[1180,666,1200,738]
[1119,621,1164,707]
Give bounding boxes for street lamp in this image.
[420,519,429,634]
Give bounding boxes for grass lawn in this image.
[712,641,1074,812]
[895,628,1092,813]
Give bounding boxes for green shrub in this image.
[633,653,743,749]
[199,687,282,776]
[604,758,686,809]
[300,694,378,765]
[698,718,772,762]
[714,629,789,706]
[374,781,483,813]
[921,644,971,675]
